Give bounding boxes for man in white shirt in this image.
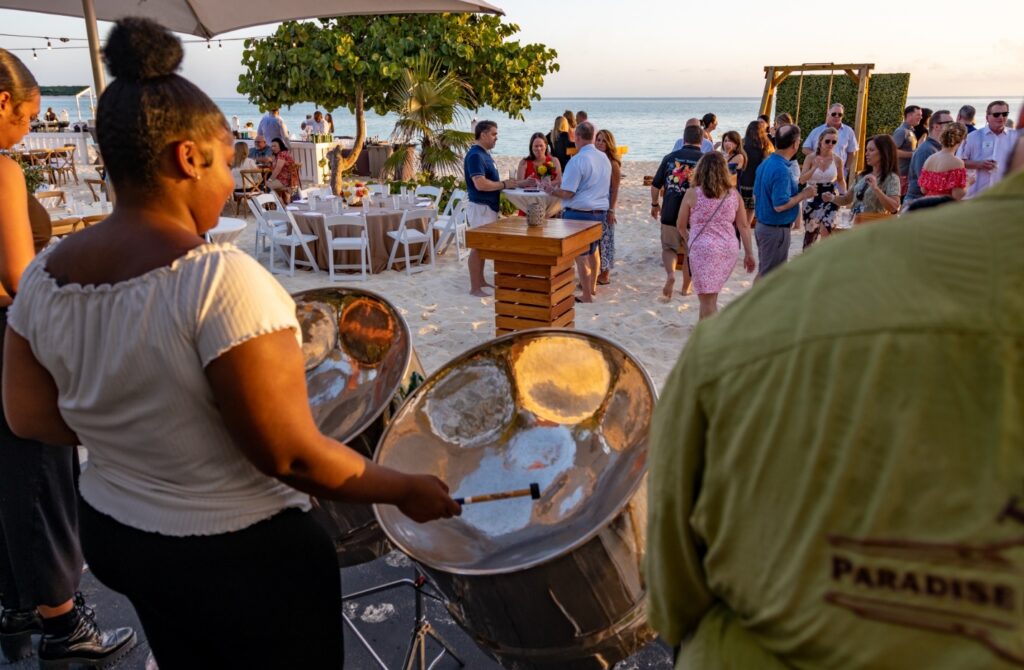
[308,111,326,134]
[803,103,859,181]
[542,121,611,303]
[958,100,1018,198]
[672,118,714,154]
[257,109,288,144]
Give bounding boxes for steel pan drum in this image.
[293,287,424,566]
[374,330,656,669]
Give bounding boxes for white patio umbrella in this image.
[0,0,504,93]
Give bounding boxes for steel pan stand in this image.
[342,569,464,670]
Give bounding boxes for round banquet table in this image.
[206,216,247,244]
[291,202,436,273]
[503,188,563,218]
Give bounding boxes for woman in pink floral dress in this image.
[676,152,755,319]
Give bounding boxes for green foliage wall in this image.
[775,73,910,140]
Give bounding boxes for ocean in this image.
[39,96,1021,162]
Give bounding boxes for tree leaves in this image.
[237,14,557,182]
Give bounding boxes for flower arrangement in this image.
[340,181,369,203]
[534,158,556,179]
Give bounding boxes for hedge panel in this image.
[775,72,910,141]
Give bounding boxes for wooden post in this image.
[852,66,871,174]
[760,67,776,117]
[466,218,602,335]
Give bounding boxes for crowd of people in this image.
[458,98,1018,314]
[462,109,622,302]
[641,98,1018,319]
[1,12,1023,669]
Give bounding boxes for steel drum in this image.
[293,287,424,567]
[373,330,656,669]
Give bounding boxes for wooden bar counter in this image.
[466,216,602,335]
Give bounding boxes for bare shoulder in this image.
[0,154,23,178]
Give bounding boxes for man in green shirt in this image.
[646,168,1024,669]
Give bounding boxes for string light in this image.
[206,41,211,50]
[219,40,223,49]
[47,38,52,50]
[32,49,37,60]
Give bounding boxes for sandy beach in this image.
[224,156,804,390]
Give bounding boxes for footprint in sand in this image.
[360,603,396,624]
[383,551,412,568]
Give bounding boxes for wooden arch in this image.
[760,63,874,171]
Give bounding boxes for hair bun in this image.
[103,17,183,82]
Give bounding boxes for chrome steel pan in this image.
[293,287,424,567]
[373,329,656,669]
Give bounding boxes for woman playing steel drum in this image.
[2,17,459,669]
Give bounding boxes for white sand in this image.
[59,159,805,390]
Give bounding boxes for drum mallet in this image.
[454,483,541,505]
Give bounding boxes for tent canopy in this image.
[1,0,504,94]
[39,86,91,96]
[0,0,504,39]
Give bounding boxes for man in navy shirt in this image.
[463,121,536,296]
[753,124,816,278]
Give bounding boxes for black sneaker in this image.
[38,594,136,669]
[0,606,42,661]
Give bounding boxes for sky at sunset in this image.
[1,1,1021,99]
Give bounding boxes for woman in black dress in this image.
[739,120,774,226]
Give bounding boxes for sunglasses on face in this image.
[990,111,1010,118]
[823,139,837,145]
[935,119,953,126]
[830,112,844,118]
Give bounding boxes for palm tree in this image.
[385,57,476,180]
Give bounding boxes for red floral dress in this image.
[918,168,967,197]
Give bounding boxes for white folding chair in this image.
[413,185,443,209]
[431,199,469,261]
[386,210,434,275]
[431,189,466,255]
[267,212,320,277]
[323,213,371,281]
[248,193,289,258]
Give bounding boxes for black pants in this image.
[0,307,83,610]
[80,503,344,669]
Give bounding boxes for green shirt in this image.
[646,170,1024,669]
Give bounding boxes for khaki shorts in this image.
[660,224,683,253]
[466,202,499,229]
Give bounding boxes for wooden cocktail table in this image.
[466,216,602,335]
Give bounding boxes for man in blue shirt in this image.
[754,124,816,278]
[463,120,536,296]
[248,135,273,166]
[542,121,611,302]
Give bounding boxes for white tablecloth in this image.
[47,202,110,221]
[503,188,563,217]
[207,217,247,244]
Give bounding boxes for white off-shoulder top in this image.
[8,243,311,536]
